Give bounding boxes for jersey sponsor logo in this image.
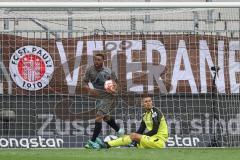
[152,112,157,118]
[9,46,54,91]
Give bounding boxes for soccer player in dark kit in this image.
[83,53,124,149]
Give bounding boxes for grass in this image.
[0,148,239,160]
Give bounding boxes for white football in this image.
[104,80,117,93]
[103,135,118,142]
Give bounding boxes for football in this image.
[103,135,118,142]
[104,80,117,93]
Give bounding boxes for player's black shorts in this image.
[96,97,116,115]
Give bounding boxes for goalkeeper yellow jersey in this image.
[137,107,168,142]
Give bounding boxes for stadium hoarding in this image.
[0,34,239,95]
[0,136,64,148]
[0,135,202,148]
[0,95,239,148]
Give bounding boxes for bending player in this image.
[98,95,168,149]
[83,53,124,149]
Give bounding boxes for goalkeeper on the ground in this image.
[98,95,169,149]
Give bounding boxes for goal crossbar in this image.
[0,2,240,8]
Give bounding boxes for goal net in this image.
[0,2,240,148]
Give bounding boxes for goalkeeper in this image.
[99,96,168,149]
[83,53,124,149]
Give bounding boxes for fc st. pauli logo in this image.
[9,46,54,91]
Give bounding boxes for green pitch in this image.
[0,148,239,160]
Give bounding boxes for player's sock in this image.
[108,135,132,147]
[91,121,102,142]
[106,118,119,132]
